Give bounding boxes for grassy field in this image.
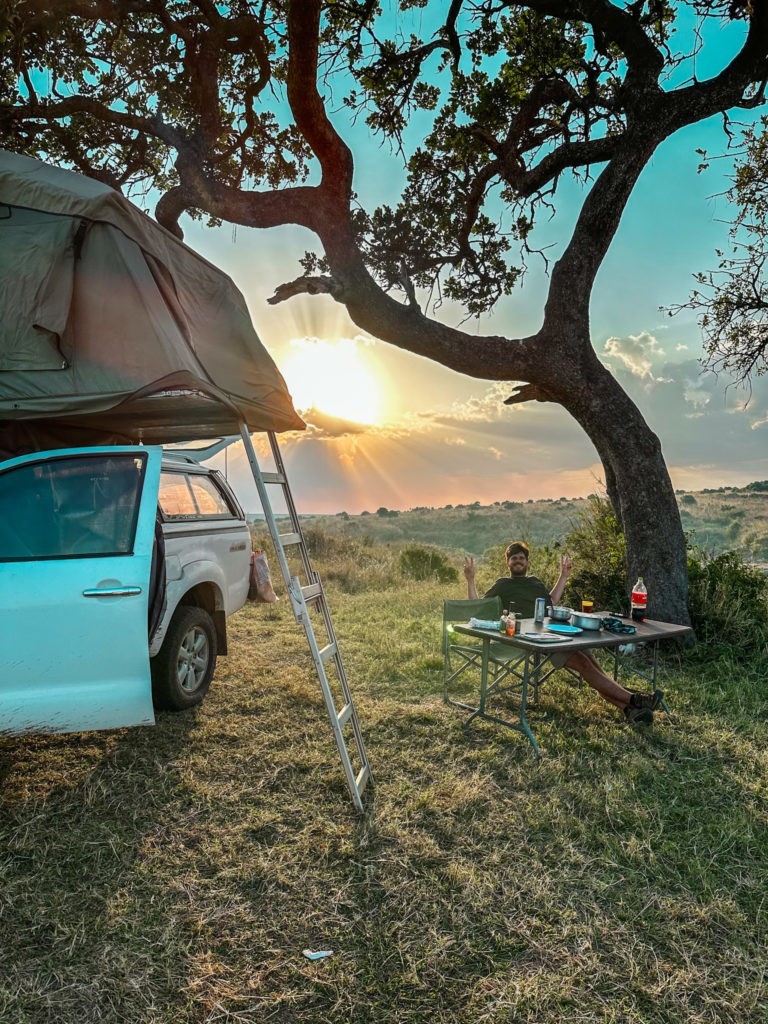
[302,486,768,563]
[2,556,767,1023]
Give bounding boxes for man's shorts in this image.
[548,650,571,670]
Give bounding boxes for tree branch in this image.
[1,95,185,151]
[518,135,622,195]
[503,383,557,404]
[169,157,329,233]
[154,185,196,238]
[286,0,354,208]
[518,0,665,74]
[659,1,768,127]
[268,275,340,304]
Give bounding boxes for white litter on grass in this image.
[302,949,333,961]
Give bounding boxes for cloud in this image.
[298,406,369,437]
[682,376,710,408]
[430,382,514,424]
[602,331,665,378]
[605,352,768,478]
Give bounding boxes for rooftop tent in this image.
[0,149,304,454]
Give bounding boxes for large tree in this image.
[2,0,768,623]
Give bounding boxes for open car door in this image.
[0,446,162,733]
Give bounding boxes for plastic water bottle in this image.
[630,577,647,622]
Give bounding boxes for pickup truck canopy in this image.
[0,149,304,453]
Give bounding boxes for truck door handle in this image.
[82,586,142,597]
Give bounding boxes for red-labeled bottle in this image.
[631,577,647,622]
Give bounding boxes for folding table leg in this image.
[518,654,540,757]
[465,637,491,728]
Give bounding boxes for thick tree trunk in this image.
[556,354,690,626]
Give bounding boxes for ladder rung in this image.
[356,764,371,794]
[302,583,323,602]
[319,642,338,664]
[261,471,287,484]
[278,531,302,547]
[336,701,353,727]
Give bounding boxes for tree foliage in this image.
[1,1,762,329]
[682,116,768,383]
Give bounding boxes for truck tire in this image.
[151,605,217,711]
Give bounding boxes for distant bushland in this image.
[301,485,768,564]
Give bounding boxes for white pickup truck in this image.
[0,444,253,734]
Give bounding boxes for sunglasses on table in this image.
[601,616,637,635]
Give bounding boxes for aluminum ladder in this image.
[239,426,371,813]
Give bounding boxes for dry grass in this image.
[1,571,767,1023]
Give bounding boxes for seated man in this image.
[464,541,662,724]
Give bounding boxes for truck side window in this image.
[158,471,197,517]
[0,454,146,560]
[159,471,234,520]
[187,475,232,515]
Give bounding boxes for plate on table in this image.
[520,632,572,644]
[546,623,583,636]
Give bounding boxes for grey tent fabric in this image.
[0,149,304,453]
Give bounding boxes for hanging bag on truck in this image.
[248,549,277,602]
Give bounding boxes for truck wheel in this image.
[151,606,217,711]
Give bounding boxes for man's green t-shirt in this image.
[484,575,550,617]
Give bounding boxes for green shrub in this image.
[302,526,349,560]
[686,548,768,661]
[398,544,458,584]
[562,495,628,612]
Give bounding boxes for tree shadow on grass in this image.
[0,709,207,1024]
[335,682,768,1023]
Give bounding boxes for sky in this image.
[179,8,767,516]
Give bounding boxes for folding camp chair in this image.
[442,597,529,713]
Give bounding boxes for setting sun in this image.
[281,336,382,425]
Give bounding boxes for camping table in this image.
[452,615,693,756]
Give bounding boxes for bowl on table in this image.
[549,605,573,622]
[570,611,603,630]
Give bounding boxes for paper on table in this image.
[520,632,571,643]
[468,617,503,630]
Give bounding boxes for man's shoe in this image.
[624,705,653,725]
[629,689,664,711]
